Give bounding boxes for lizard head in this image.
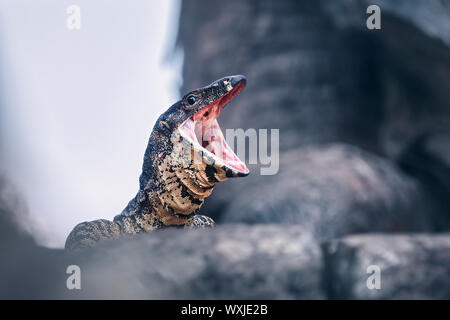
[155,75,249,178]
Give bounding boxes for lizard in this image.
[65,75,249,251]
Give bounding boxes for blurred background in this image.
[1,0,450,299]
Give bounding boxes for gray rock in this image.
[1,182,450,300]
[177,0,450,158]
[325,0,450,46]
[220,144,435,240]
[1,196,322,299]
[323,233,450,299]
[67,224,323,299]
[0,175,50,245]
[366,0,450,46]
[0,177,66,299]
[178,0,385,152]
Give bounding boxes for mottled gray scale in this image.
[65,76,248,251]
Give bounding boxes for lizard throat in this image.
[150,136,229,226]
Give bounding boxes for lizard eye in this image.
[187,95,196,105]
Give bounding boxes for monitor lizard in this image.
[65,75,249,250]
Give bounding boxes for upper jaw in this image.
[218,74,247,92]
[205,74,247,93]
[228,75,247,88]
[193,75,247,117]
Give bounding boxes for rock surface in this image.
[2,196,450,299]
[0,177,66,299]
[68,224,322,299]
[178,0,450,224]
[323,233,450,299]
[220,144,435,240]
[399,132,450,230]
[178,0,450,156]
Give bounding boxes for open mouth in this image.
[178,78,249,175]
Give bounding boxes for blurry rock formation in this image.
[220,144,434,239]
[323,233,450,299]
[177,0,450,226]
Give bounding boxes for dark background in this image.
[1,0,450,299]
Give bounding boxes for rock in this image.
[364,0,450,46]
[68,224,323,299]
[399,132,450,230]
[178,0,450,224]
[219,144,434,240]
[177,0,450,158]
[323,233,450,299]
[178,0,384,152]
[0,181,448,300]
[1,188,323,300]
[0,175,54,246]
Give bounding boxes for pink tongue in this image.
[194,102,220,147]
[182,118,197,142]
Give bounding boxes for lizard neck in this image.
[117,130,229,227]
[148,129,230,225]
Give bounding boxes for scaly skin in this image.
[65,75,248,251]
